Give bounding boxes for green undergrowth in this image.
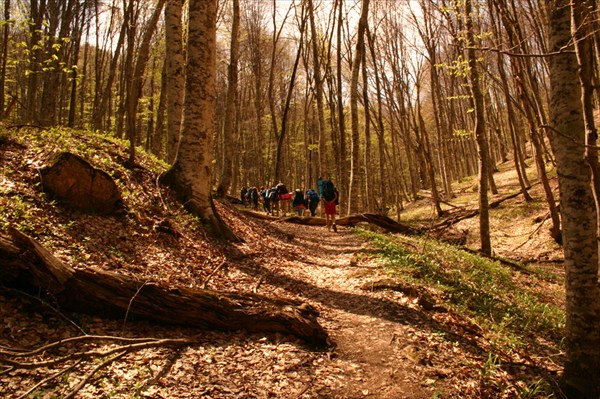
[358,229,565,352]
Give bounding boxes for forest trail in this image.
[265,220,440,399]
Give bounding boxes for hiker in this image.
[306,188,320,217]
[276,181,292,215]
[240,186,247,206]
[292,189,307,216]
[248,187,259,210]
[321,176,338,232]
[269,186,280,216]
[260,187,272,214]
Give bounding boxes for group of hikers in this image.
[240,176,339,232]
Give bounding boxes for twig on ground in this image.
[253,275,266,293]
[200,259,227,289]
[0,335,160,358]
[63,351,128,399]
[16,359,83,399]
[1,338,192,369]
[122,281,150,333]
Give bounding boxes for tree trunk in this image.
[0,228,327,348]
[0,0,10,114]
[336,0,348,211]
[308,0,327,178]
[164,0,185,164]
[273,5,306,183]
[465,0,491,255]
[572,0,600,251]
[125,0,167,165]
[160,0,236,241]
[546,0,600,396]
[348,0,369,215]
[92,0,130,131]
[216,0,240,197]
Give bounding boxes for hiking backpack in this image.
[307,190,319,203]
[322,179,336,201]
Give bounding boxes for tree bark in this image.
[125,0,167,165]
[465,0,491,255]
[348,0,369,215]
[546,0,600,396]
[0,0,10,114]
[164,0,185,164]
[0,228,327,348]
[161,0,236,241]
[216,0,240,197]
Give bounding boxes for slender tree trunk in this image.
[366,28,387,214]
[465,0,491,255]
[273,6,306,183]
[546,1,600,396]
[67,2,83,128]
[495,51,532,201]
[92,0,130,131]
[308,0,327,177]
[516,77,562,243]
[126,0,167,165]
[0,0,10,114]
[348,0,369,214]
[216,0,240,197]
[361,49,374,212]
[26,0,46,123]
[336,0,348,208]
[153,62,167,158]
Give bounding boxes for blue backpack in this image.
[307,190,319,203]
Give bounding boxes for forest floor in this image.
[0,128,565,398]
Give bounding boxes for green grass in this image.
[357,229,565,350]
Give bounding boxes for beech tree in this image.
[546,0,600,396]
[161,0,234,240]
[464,0,491,255]
[164,0,185,164]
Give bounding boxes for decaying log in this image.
[0,228,328,348]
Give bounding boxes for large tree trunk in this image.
[572,0,600,252]
[0,228,327,348]
[546,0,600,396]
[161,0,236,241]
[164,0,185,164]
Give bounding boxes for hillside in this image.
[1,127,565,398]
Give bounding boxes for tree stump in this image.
[41,152,122,214]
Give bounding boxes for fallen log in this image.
[284,213,420,235]
[0,227,328,348]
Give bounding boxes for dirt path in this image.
[269,221,445,399]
